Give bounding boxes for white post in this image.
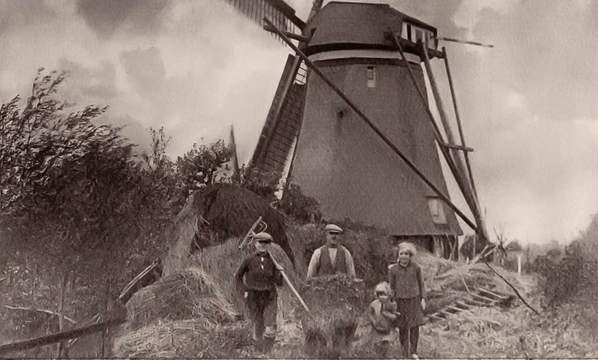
[517,254,522,276]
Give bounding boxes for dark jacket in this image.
[388,261,427,300]
[235,251,283,291]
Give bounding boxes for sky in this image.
[1,0,597,246]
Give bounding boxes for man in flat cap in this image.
[306,224,356,280]
[235,232,283,352]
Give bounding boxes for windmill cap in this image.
[325,224,343,234]
[253,232,273,243]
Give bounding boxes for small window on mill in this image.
[366,66,376,88]
[428,197,447,224]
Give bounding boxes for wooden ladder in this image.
[424,287,512,323]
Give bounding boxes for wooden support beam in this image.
[0,314,126,355]
[264,24,310,42]
[478,288,509,301]
[264,17,478,232]
[463,298,491,307]
[421,41,490,243]
[454,301,472,310]
[447,305,464,313]
[471,293,497,304]
[440,143,474,152]
[443,47,479,198]
[386,31,479,232]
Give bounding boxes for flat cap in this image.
[325,224,343,234]
[253,232,273,243]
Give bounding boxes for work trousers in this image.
[398,326,420,356]
[246,290,277,340]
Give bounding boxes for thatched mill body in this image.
[229,0,490,259]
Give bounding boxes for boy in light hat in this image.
[234,232,283,352]
[306,224,356,280]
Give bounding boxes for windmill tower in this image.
[228,0,489,259]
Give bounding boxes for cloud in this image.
[75,0,172,39]
[506,91,525,109]
[119,47,165,99]
[57,58,119,102]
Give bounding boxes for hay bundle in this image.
[125,267,237,331]
[112,319,254,358]
[299,274,368,356]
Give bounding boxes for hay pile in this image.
[162,183,296,276]
[112,319,254,358]
[125,267,237,331]
[299,274,368,356]
[420,304,596,358]
[195,184,295,264]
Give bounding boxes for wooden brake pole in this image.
[421,42,490,242]
[263,17,478,232]
[387,32,481,233]
[442,47,478,198]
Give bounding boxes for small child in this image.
[368,282,399,358]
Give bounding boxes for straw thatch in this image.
[125,267,237,331]
[112,319,254,358]
[162,184,296,276]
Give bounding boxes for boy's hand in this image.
[244,291,249,299]
[421,298,427,310]
[275,264,284,272]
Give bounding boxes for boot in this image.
[258,336,275,353]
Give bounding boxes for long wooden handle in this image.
[268,251,310,313]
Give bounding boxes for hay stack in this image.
[112,319,253,358]
[125,267,237,331]
[163,183,296,276]
[299,274,368,356]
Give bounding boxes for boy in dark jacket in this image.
[235,232,283,352]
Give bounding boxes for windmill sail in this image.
[226,0,305,42]
[251,55,308,176]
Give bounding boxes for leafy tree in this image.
[0,70,184,356]
[176,139,233,195]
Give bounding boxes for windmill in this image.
[226,0,490,259]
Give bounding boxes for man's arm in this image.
[234,258,249,284]
[306,248,321,280]
[273,263,284,287]
[345,249,356,278]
